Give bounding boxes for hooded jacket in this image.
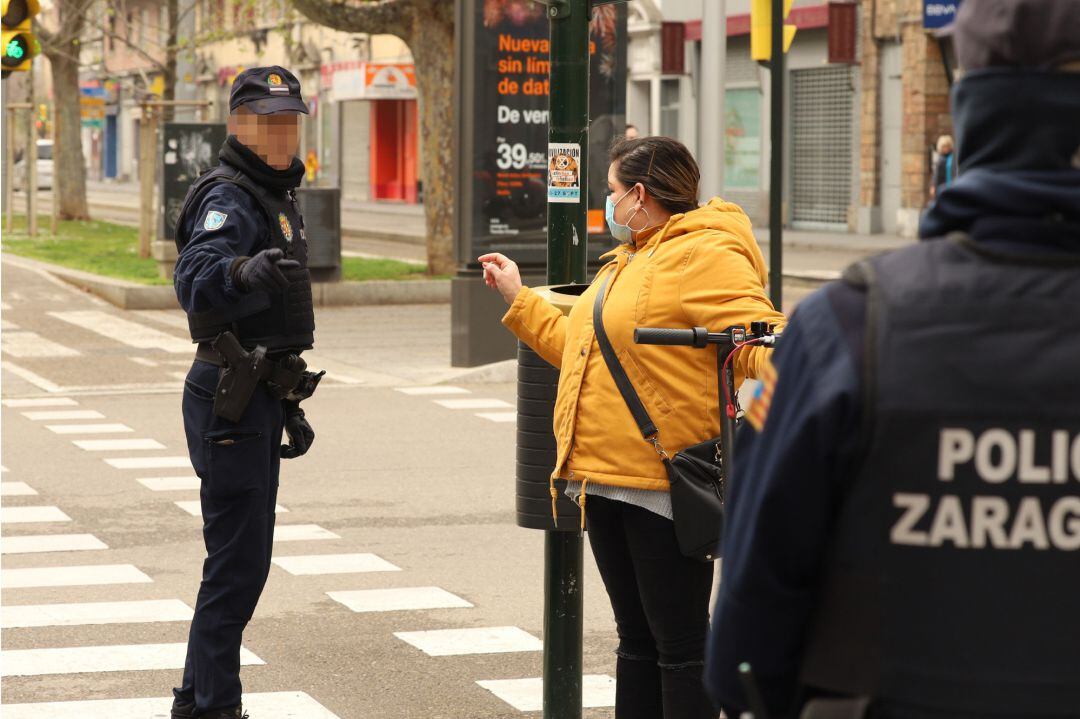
[503,198,785,494]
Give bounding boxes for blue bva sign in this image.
[924,0,961,29]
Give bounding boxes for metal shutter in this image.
[340,100,371,204]
[791,66,853,228]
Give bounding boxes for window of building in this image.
[724,87,761,188]
[659,78,679,139]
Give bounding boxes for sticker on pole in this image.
[547,143,582,204]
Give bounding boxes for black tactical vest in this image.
[800,235,1080,716]
[175,162,315,350]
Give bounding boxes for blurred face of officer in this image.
[228,106,301,170]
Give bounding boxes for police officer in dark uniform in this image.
[170,66,322,719]
[705,1,1080,716]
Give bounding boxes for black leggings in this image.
[586,495,718,719]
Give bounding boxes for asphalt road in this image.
[0,260,624,718]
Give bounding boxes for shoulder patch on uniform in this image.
[203,210,228,231]
[745,353,777,432]
[278,212,293,243]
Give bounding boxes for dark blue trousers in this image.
[174,360,284,713]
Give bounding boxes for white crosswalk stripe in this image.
[2,691,341,719]
[395,386,470,396]
[0,642,264,677]
[1,331,82,358]
[22,409,104,421]
[274,524,340,542]
[476,411,517,423]
[46,423,134,435]
[175,500,287,517]
[477,675,616,712]
[1,599,193,629]
[73,438,166,452]
[1,506,73,524]
[434,398,513,410]
[271,553,401,576]
[1,481,39,496]
[136,476,200,491]
[328,587,473,613]
[48,310,192,354]
[395,626,542,656]
[105,456,192,470]
[1,564,153,589]
[2,397,78,408]
[1,534,108,554]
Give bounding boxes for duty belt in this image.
[197,332,324,422]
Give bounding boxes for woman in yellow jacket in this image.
[480,136,784,719]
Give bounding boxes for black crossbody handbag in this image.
[592,276,725,562]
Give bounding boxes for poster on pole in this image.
[160,123,227,241]
[456,0,628,267]
[547,142,581,203]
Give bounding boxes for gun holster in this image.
[209,332,322,422]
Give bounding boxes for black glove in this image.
[281,402,314,459]
[235,248,301,294]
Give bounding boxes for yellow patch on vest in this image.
[745,354,777,432]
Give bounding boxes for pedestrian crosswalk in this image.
[2,564,153,589]
[0,506,72,524]
[1,599,193,629]
[49,310,193,354]
[2,691,341,719]
[1,643,264,677]
[395,385,521,425]
[2,533,108,554]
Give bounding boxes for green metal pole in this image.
[768,0,784,310]
[543,1,588,717]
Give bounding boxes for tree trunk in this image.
[162,0,179,121]
[406,4,455,275]
[46,49,90,220]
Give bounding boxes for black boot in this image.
[170,698,196,719]
[199,706,248,719]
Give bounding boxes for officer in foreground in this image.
[706,1,1080,716]
[170,66,322,719]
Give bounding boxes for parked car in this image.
[14,139,54,190]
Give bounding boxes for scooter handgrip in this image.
[634,327,697,346]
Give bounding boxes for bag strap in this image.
[592,273,659,441]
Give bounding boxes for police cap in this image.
[229,66,309,115]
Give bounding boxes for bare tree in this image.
[291,0,456,275]
[35,0,95,220]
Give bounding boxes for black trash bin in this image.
[295,187,342,283]
[515,283,590,532]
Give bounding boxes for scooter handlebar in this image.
[634,327,705,347]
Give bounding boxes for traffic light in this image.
[2,0,40,78]
[751,0,797,62]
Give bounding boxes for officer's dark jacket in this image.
[705,69,1080,719]
[174,138,314,351]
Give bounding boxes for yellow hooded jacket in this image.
[502,198,785,499]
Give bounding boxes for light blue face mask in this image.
[605,186,640,243]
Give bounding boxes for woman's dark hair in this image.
[609,136,700,214]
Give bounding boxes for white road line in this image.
[133,310,189,330]
[395,386,470,396]
[128,357,159,367]
[2,599,193,629]
[477,412,517,423]
[175,500,287,517]
[49,310,193,354]
[328,587,473,613]
[136,476,200,491]
[105,456,192,470]
[1,506,73,524]
[434,398,513,410]
[2,361,63,392]
[1,481,38,496]
[0,642,263,677]
[300,352,366,385]
[1,318,20,330]
[2,564,153,589]
[1,331,81,358]
[2,397,78,408]
[271,553,401,576]
[2,691,341,719]
[1,300,11,310]
[73,438,166,452]
[46,423,134,435]
[477,675,616,712]
[395,626,542,657]
[22,409,104,421]
[170,371,189,381]
[1,534,108,554]
[274,524,339,542]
